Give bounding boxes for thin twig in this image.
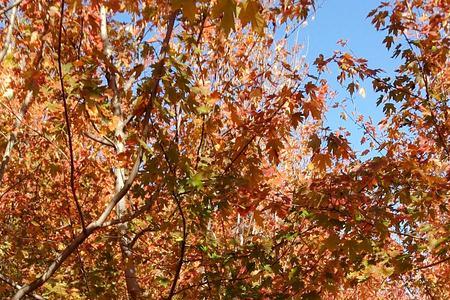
[0,272,44,300]
[401,33,449,156]
[0,0,22,15]
[13,10,180,300]
[84,131,116,148]
[129,224,159,249]
[416,256,450,270]
[167,192,187,300]
[102,186,161,227]
[57,0,86,232]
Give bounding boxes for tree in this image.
[0,0,448,299]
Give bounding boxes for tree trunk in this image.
[100,6,141,298]
[115,166,141,299]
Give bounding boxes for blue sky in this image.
[299,0,398,153]
[113,1,398,154]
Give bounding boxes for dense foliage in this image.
[0,0,448,299]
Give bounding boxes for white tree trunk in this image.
[100,6,141,299]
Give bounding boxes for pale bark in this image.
[0,0,22,15]
[0,91,33,186]
[0,2,22,185]
[0,4,46,186]
[0,2,18,61]
[0,272,44,300]
[12,10,178,299]
[12,149,143,299]
[100,5,141,298]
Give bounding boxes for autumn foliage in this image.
[0,0,449,299]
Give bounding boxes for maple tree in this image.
[0,0,448,299]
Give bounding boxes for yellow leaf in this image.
[109,116,120,131]
[239,0,265,34]
[2,88,14,99]
[30,31,39,43]
[359,87,366,98]
[86,103,98,118]
[213,0,237,34]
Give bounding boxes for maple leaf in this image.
[2,1,449,299]
[212,0,237,34]
[239,0,266,34]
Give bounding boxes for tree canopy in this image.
[0,0,449,299]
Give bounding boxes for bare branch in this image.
[0,1,18,61]
[84,132,116,148]
[0,91,32,185]
[167,192,187,300]
[100,3,143,297]
[12,10,180,299]
[57,0,86,232]
[0,0,22,15]
[12,146,144,300]
[129,224,159,249]
[416,256,450,271]
[0,272,44,300]
[195,117,205,170]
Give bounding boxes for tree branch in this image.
[100,4,142,297]
[12,10,180,299]
[83,131,116,148]
[0,21,49,186]
[0,1,18,62]
[167,192,187,299]
[0,272,44,300]
[0,0,22,15]
[57,0,86,232]
[416,256,450,271]
[101,186,161,228]
[12,147,144,300]
[129,224,159,249]
[0,91,32,185]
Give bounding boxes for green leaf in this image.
[197,105,210,114]
[288,267,299,280]
[62,63,72,75]
[156,276,170,288]
[189,173,203,189]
